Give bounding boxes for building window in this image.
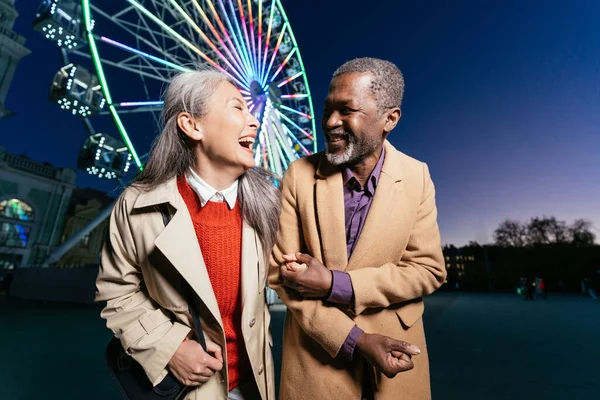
[0,222,31,248]
[0,199,34,221]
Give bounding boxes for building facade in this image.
[0,146,76,277]
[0,0,31,120]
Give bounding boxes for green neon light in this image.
[277,0,317,153]
[82,0,143,170]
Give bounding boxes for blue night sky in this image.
[2,0,599,246]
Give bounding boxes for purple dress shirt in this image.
[326,147,386,360]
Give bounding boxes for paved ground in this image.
[0,292,598,399]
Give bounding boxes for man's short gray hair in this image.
[332,57,404,112]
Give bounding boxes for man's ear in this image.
[177,112,204,141]
[383,107,401,134]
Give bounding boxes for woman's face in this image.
[182,80,260,176]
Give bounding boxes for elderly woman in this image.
[96,70,279,400]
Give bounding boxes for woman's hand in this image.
[167,339,223,386]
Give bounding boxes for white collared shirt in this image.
[186,168,238,209]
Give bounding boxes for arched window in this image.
[0,199,34,248]
[0,199,34,221]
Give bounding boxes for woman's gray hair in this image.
[134,69,281,258]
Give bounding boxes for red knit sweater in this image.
[177,176,249,391]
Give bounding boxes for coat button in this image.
[258,365,264,375]
[249,318,256,327]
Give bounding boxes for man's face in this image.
[322,73,386,165]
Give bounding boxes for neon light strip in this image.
[277,71,302,87]
[277,110,313,139]
[100,36,189,72]
[234,0,255,77]
[270,47,297,82]
[126,0,245,88]
[281,94,309,99]
[238,0,258,75]
[200,0,250,77]
[270,116,295,163]
[260,0,277,82]
[261,22,288,85]
[257,0,263,81]
[239,0,256,74]
[263,120,276,173]
[119,101,164,107]
[83,0,142,170]
[277,0,318,153]
[217,0,253,77]
[278,104,312,119]
[168,0,250,86]
[239,89,251,95]
[282,124,311,156]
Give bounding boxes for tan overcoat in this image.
[269,141,446,400]
[96,178,275,400]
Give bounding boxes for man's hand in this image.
[280,252,332,298]
[167,339,223,386]
[356,333,421,378]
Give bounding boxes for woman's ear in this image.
[177,112,204,141]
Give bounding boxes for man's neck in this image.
[346,145,384,187]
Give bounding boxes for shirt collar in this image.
[342,146,386,194]
[186,168,238,209]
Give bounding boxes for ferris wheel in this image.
[34,0,317,180]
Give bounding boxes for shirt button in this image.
[258,365,264,375]
[249,318,256,328]
[215,192,223,201]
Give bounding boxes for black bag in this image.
[105,204,207,400]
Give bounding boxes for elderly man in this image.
[268,58,446,400]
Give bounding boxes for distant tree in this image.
[570,219,596,246]
[494,220,527,247]
[526,216,570,245]
[467,240,481,247]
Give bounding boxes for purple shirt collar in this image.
[342,146,386,194]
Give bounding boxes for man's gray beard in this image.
[325,134,380,166]
[325,139,355,165]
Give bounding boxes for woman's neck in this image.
[192,160,240,191]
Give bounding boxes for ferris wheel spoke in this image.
[227,0,256,76]
[276,70,303,88]
[232,0,256,76]
[216,0,254,78]
[145,2,199,64]
[91,4,190,67]
[269,46,296,83]
[202,0,252,78]
[125,0,247,88]
[259,0,277,83]
[98,36,188,73]
[280,93,309,99]
[256,0,263,82]
[261,21,288,86]
[247,0,258,77]
[103,102,164,115]
[191,0,250,80]
[282,124,312,157]
[166,0,252,85]
[110,5,136,20]
[269,116,296,163]
[276,109,313,141]
[70,49,171,83]
[276,103,313,120]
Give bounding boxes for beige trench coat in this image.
[268,141,446,400]
[96,177,275,400]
